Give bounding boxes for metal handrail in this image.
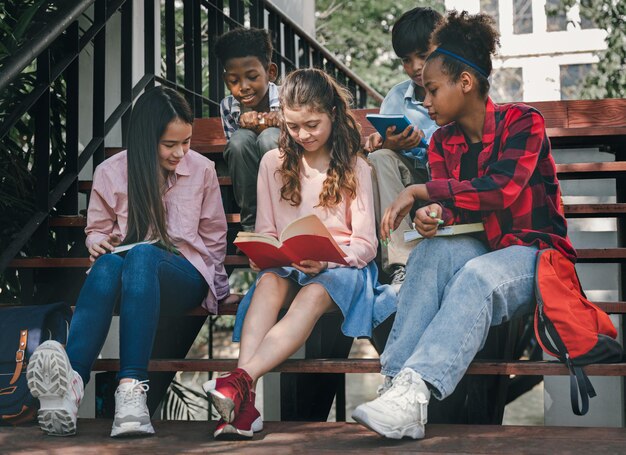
[262,0,383,104]
[0,0,95,94]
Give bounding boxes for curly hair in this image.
[427,10,500,96]
[277,68,362,208]
[214,27,273,68]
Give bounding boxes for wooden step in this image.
[555,161,626,179]
[11,248,626,268]
[5,420,626,454]
[47,205,626,230]
[576,248,626,263]
[563,203,626,217]
[78,176,232,192]
[75,164,626,195]
[8,255,249,268]
[9,248,626,268]
[49,213,241,227]
[92,358,626,376]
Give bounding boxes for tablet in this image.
[366,114,427,149]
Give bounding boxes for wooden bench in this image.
[7,98,626,423]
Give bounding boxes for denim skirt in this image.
[232,261,397,342]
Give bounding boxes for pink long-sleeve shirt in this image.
[85,150,229,313]
[255,148,378,268]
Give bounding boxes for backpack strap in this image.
[566,356,596,416]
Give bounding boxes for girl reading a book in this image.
[204,68,396,439]
[27,87,230,438]
[352,11,576,440]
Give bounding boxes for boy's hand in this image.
[261,111,280,128]
[88,234,121,262]
[364,132,384,153]
[293,260,328,277]
[383,125,424,152]
[414,204,443,239]
[239,111,262,130]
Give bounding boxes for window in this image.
[513,0,532,34]
[560,64,591,100]
[490,67,523,103]
[480,0,499,32]
[546,0,596,32]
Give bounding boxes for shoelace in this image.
[229,374,250,402]
[217,371,250,403]
[390,267,406,284]
[119,380,150,412]
[381,371,428,423]
[376,376,393,396]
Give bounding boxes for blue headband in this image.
[432,48,489,78]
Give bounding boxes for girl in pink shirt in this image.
[204,69,396,439]
[27,87,229,438]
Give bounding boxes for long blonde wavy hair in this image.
[277,68,362,208]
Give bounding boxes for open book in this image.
[112,240,157,254]
[404,222,485,242]
[234,214,349,269]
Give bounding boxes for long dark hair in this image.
[124,86,193,248]
[278,68,361,208]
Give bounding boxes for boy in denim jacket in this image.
[215,28,280,232]
[366,8,442,291]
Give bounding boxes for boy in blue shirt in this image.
[366,7,442,291]
[214,28,280,232]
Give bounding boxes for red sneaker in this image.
[214,392,263,440]
[203,368,252,423]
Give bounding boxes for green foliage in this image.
[548,0,626,98]
[0,0,69,302]
[315,0,445,97]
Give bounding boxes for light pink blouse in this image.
[85,150,229,313]
[255,148,378,268]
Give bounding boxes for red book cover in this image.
[233,214,349,269]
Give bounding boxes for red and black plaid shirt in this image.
[425,97,576,261]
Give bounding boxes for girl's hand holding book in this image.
[413,204,443,239]
[88,234,121,262]
[249,259,261,272]
[292,260,328,277]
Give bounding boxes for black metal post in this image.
[144,0,155,90]
[92,0,106,169]
[57,22,79,217]
[165,0,176,83]
[121,0,133,145]
[207,0,224,117]
[32,48,51,255]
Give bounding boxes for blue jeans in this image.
[380,236,537,399]
[66,244,208,384]
[224,127,280,232]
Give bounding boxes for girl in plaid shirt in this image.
[354,10,575,440]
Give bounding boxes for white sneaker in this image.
[27,340,84,436]
[352,368,430,439]
[389,266,406,294]
[110,380,155,438]
[376,375,393,397]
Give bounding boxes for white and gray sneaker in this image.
[352,368,430,440]
[389,266,406,294]
[376,375,393,397]
[110,380,155,438]
[27,340,84,436]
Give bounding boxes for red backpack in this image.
[534,249,623,416]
